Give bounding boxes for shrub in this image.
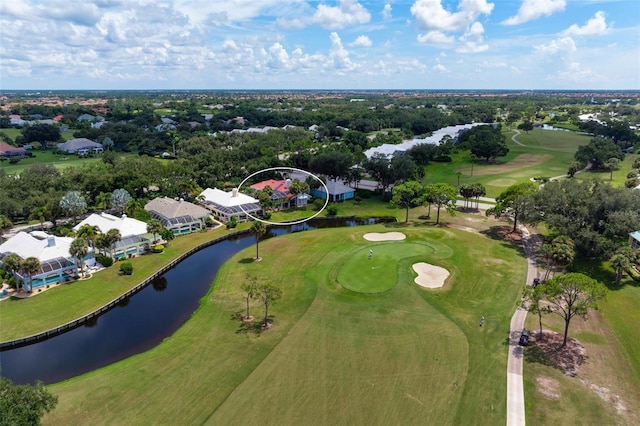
[95,254,113,267]
[326,205,338,216]
[354,195,362,205]
[627,170,638,179]
[226,217,238,229]
[263,211,272,220]
[312,199,325,211]
[152,244,165,253]
[119,262,133,275]
[205,216,215,227]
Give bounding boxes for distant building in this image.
[56,138,103,154]
[311,180,355,202]
[0,142,27,158]
[630,231,640,250]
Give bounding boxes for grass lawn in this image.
[0,150,138,175]
[43,224,526,425]
[424,128,590,198]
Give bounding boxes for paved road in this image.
[506,226,539,426]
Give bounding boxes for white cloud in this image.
[382,4,392,20]
[433,63,448,72]
[312,0,371,30]
[502,0,566,26]
[350,35,373,47]
[553,61,601,83]
[417,31,455,44]
[561,11,610,37]
[410,0,494,33]
[328,32,354,70]
[457,22,489,53]
[534,36,576,55]
[266,43,291,69]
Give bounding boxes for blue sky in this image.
[1,0,639,90]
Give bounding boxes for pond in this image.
[1,217,391,384]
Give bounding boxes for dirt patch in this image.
[536,375,561,400]
[532,330,585,376]
[581,380,629,419]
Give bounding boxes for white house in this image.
[73,213,152,259]
[0,231,94,290]
[199,188,261,223]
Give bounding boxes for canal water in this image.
[0,218,387,384]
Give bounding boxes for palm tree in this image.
[551,243,574,277]
[76,224,100,252]
[250,221,266,260]
[147,219,164,244]
[610,250,632,284]
[20,256,41,293]
[69,238,89,278]
[95,234,109,257]
[94,191,112,210]
[105,229,122,258]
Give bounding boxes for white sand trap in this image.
[363,232,406,241]
[412,262,450,288]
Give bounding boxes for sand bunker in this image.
[412,262,450,288]
[363,232,406,241]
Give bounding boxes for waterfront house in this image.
[145,197,210,236]
[0,231,93,290]
[199,187,261,223]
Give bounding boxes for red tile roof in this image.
[250,179,293,198]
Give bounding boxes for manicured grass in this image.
[44,224,526,425]
[424,128,589,198]
[0,150,109,175]
[337,242,431,293]
[0,128,22,141]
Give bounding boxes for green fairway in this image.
[337,242,431,293]
[0,149,138,175]
[44,224,526,425]
[425,128,590,198]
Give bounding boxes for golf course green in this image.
[44,224,526,425]
[337,242,433,293]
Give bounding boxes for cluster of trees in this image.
[240,275,282,328]
[1,253,41,292]
[390,180,461,224]
[522,272,607,347]
[488,178,640,260]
